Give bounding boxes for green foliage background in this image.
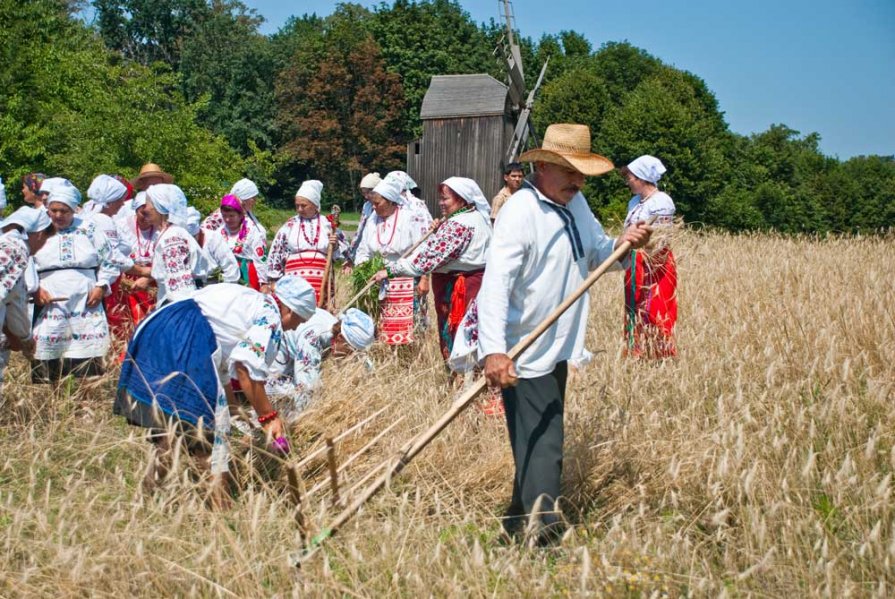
[1,0,891,233]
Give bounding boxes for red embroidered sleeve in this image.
[409,220,473,274]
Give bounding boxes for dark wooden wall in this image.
[407,114,514,216]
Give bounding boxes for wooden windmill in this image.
[406,0,548,214]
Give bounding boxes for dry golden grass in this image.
[0,229,893,597]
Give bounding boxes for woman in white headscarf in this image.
[0,206,51,392]
[373,176,491,360]
[354,178,425,345]
[345,172,381,265]
[110,192,160,333]
[266,180,341,303]
[202,178,266,239]
[115,273,316,504]
[620,155,677,359]
[143,184,206,305]
[265,307,375,422]
[31,179,121,382]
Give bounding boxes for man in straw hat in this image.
[478,123,653,545]
[132,163,174,191]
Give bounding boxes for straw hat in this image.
[519,124,614,176]
[132,163,174,190]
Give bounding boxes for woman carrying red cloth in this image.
[620,155,678,359]
[106,191,158,338]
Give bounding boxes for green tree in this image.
[1,0,243,209]
[93,0,213,68]
[594,67,734,223]
[179,1,277,154]
[275,7,407,208]
[368,0,498,136]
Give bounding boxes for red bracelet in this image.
[257,410,279,425]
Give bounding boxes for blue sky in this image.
[240,0,894,159]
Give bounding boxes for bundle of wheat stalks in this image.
[0,228,892,596]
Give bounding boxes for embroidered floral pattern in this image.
[410,220,473,274]
[159,235,196,295]
[0,236,29,297]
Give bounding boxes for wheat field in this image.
[0,229,893,597]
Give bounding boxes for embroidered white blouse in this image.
[353,206,424,266]
[0,232,32,345]
[32,216,119,360]
[218,221,268,284]
[390,208,491,277]
[265,307,337,419]
[266,215,343,280]
[151,224,206,305]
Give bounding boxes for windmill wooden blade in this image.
[506,59,550,163]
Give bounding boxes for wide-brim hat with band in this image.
[518,124,614,176]
[132,162,174,189]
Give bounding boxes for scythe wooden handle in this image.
[298,217,656,560]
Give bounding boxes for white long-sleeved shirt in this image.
[84,211,134,273]
[477,181,624,378]
[199,227,240,283]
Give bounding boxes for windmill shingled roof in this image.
[420,74,508,120]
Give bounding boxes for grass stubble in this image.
[0,229,892,597]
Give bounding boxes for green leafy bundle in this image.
[350,254,386,317]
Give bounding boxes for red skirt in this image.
[285,250,330,305]
[380,277,415,345]
[624,248,677,358]
[431,269,484,361]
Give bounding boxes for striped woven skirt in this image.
[380,276,415,345]
[285,250,329,304]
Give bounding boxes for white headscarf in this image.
[274,274,317,320]
[133,191,147,210]
[2,206,51,233]
[45,178,82,210]
[339,308,375,351]
[295,180,324,209]
[360,172,381,190]
[87,174,127,210]
[440,177,490,220]
[230,178,259,202]
[627,155,666,184]
[0,177,6,212]
[372,178,404,206]
[146,183,188,218]
[185,206,202,236]
[384,171,417,192]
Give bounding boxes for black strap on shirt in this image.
[540,200,584,262]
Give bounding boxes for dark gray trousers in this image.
[502,361,568,520]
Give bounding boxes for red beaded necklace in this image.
[135,223,156,259]
[299,214,321,247]
[376,206,399,249]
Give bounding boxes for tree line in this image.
[1,0,891,232]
